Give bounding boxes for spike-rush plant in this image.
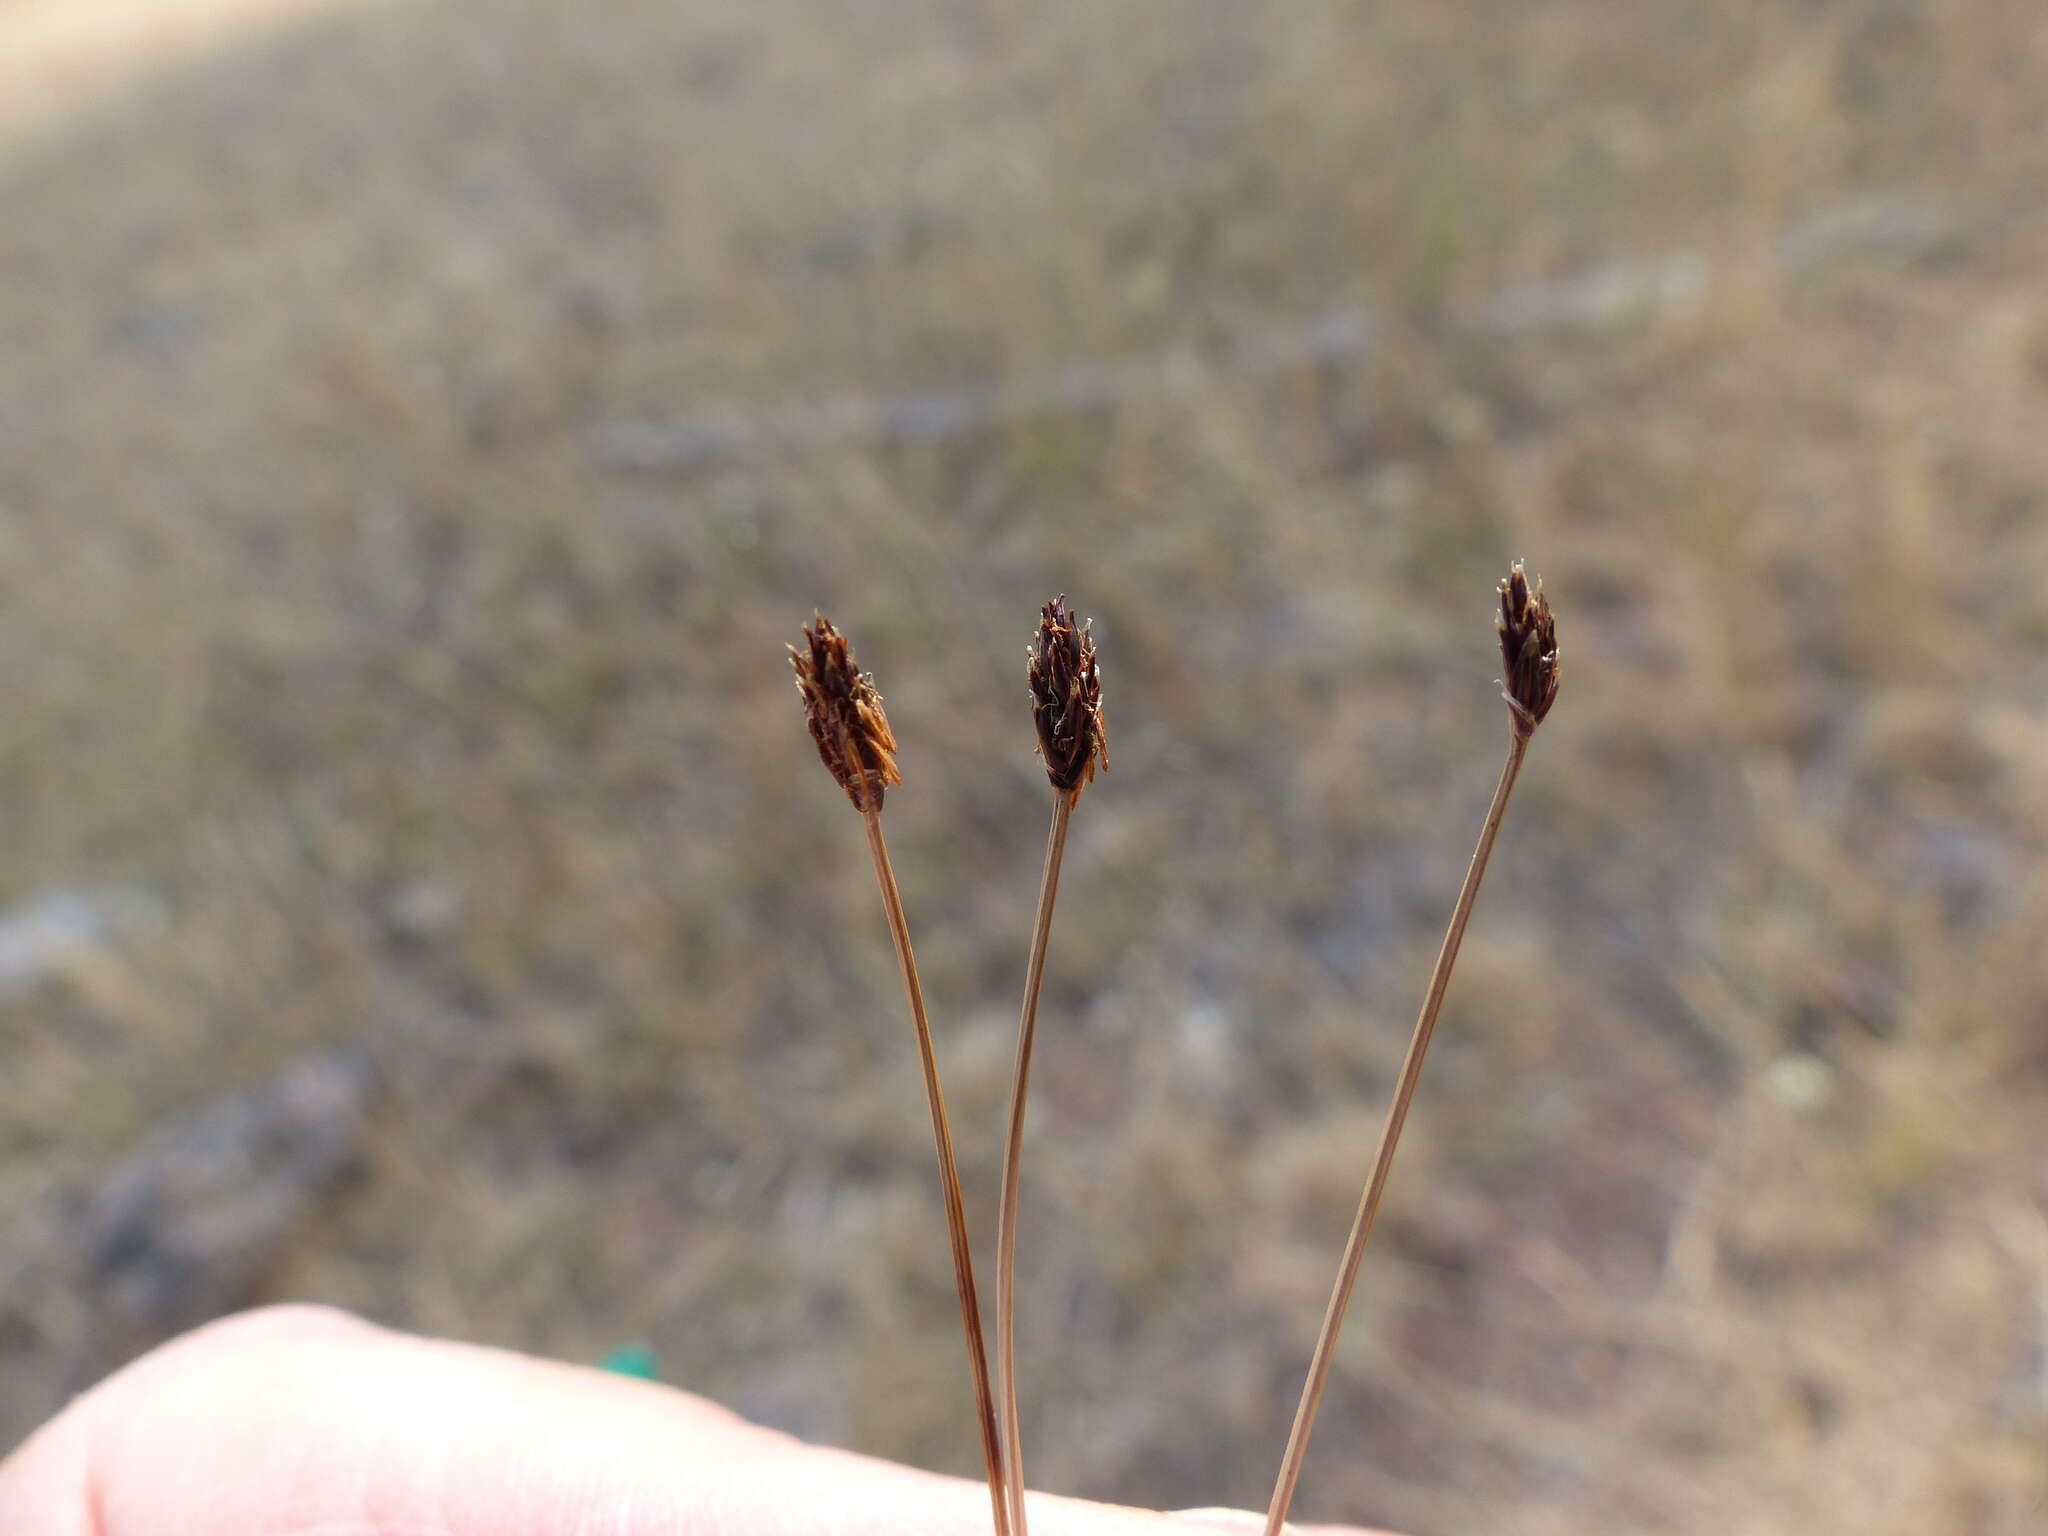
[1259,563,1558,1536]
[789,567,1560,1535]
[994,597,1106,1536]
[789,617,1011,1536]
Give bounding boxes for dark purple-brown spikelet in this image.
[1028,595,1107,796]
[1497,562,1560,740]
[791,616,903,812]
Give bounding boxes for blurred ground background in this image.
[2,1,2046,1532]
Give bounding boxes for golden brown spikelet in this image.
[1027,595,1107,796]
[790,615,902,812]
[1497,562,1560,740]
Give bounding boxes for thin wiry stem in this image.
[994,786,1077,1536]
[1262,734,1531,1536]
[863,809,1012,1536]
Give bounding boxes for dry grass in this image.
[2,2,2046,1533]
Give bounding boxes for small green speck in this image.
[600,1341,661,1381]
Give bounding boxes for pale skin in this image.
[0,1306,1387,1536]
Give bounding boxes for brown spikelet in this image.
[1497,562,1560,740]
[1028,595,1107,796]
[790,616,903,812]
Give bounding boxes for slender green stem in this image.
[995,787,1077,1536]
[863,810,1012,1536]
[1262,735,1530,1536]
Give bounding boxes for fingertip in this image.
[1165,1509,1393,1536]
[174,1302,382,1352]
[5,1310,1406,1536]
[0,1386,94,1535]
[1165,1510,1289,1533]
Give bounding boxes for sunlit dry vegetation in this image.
[2,2,2046,1532]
